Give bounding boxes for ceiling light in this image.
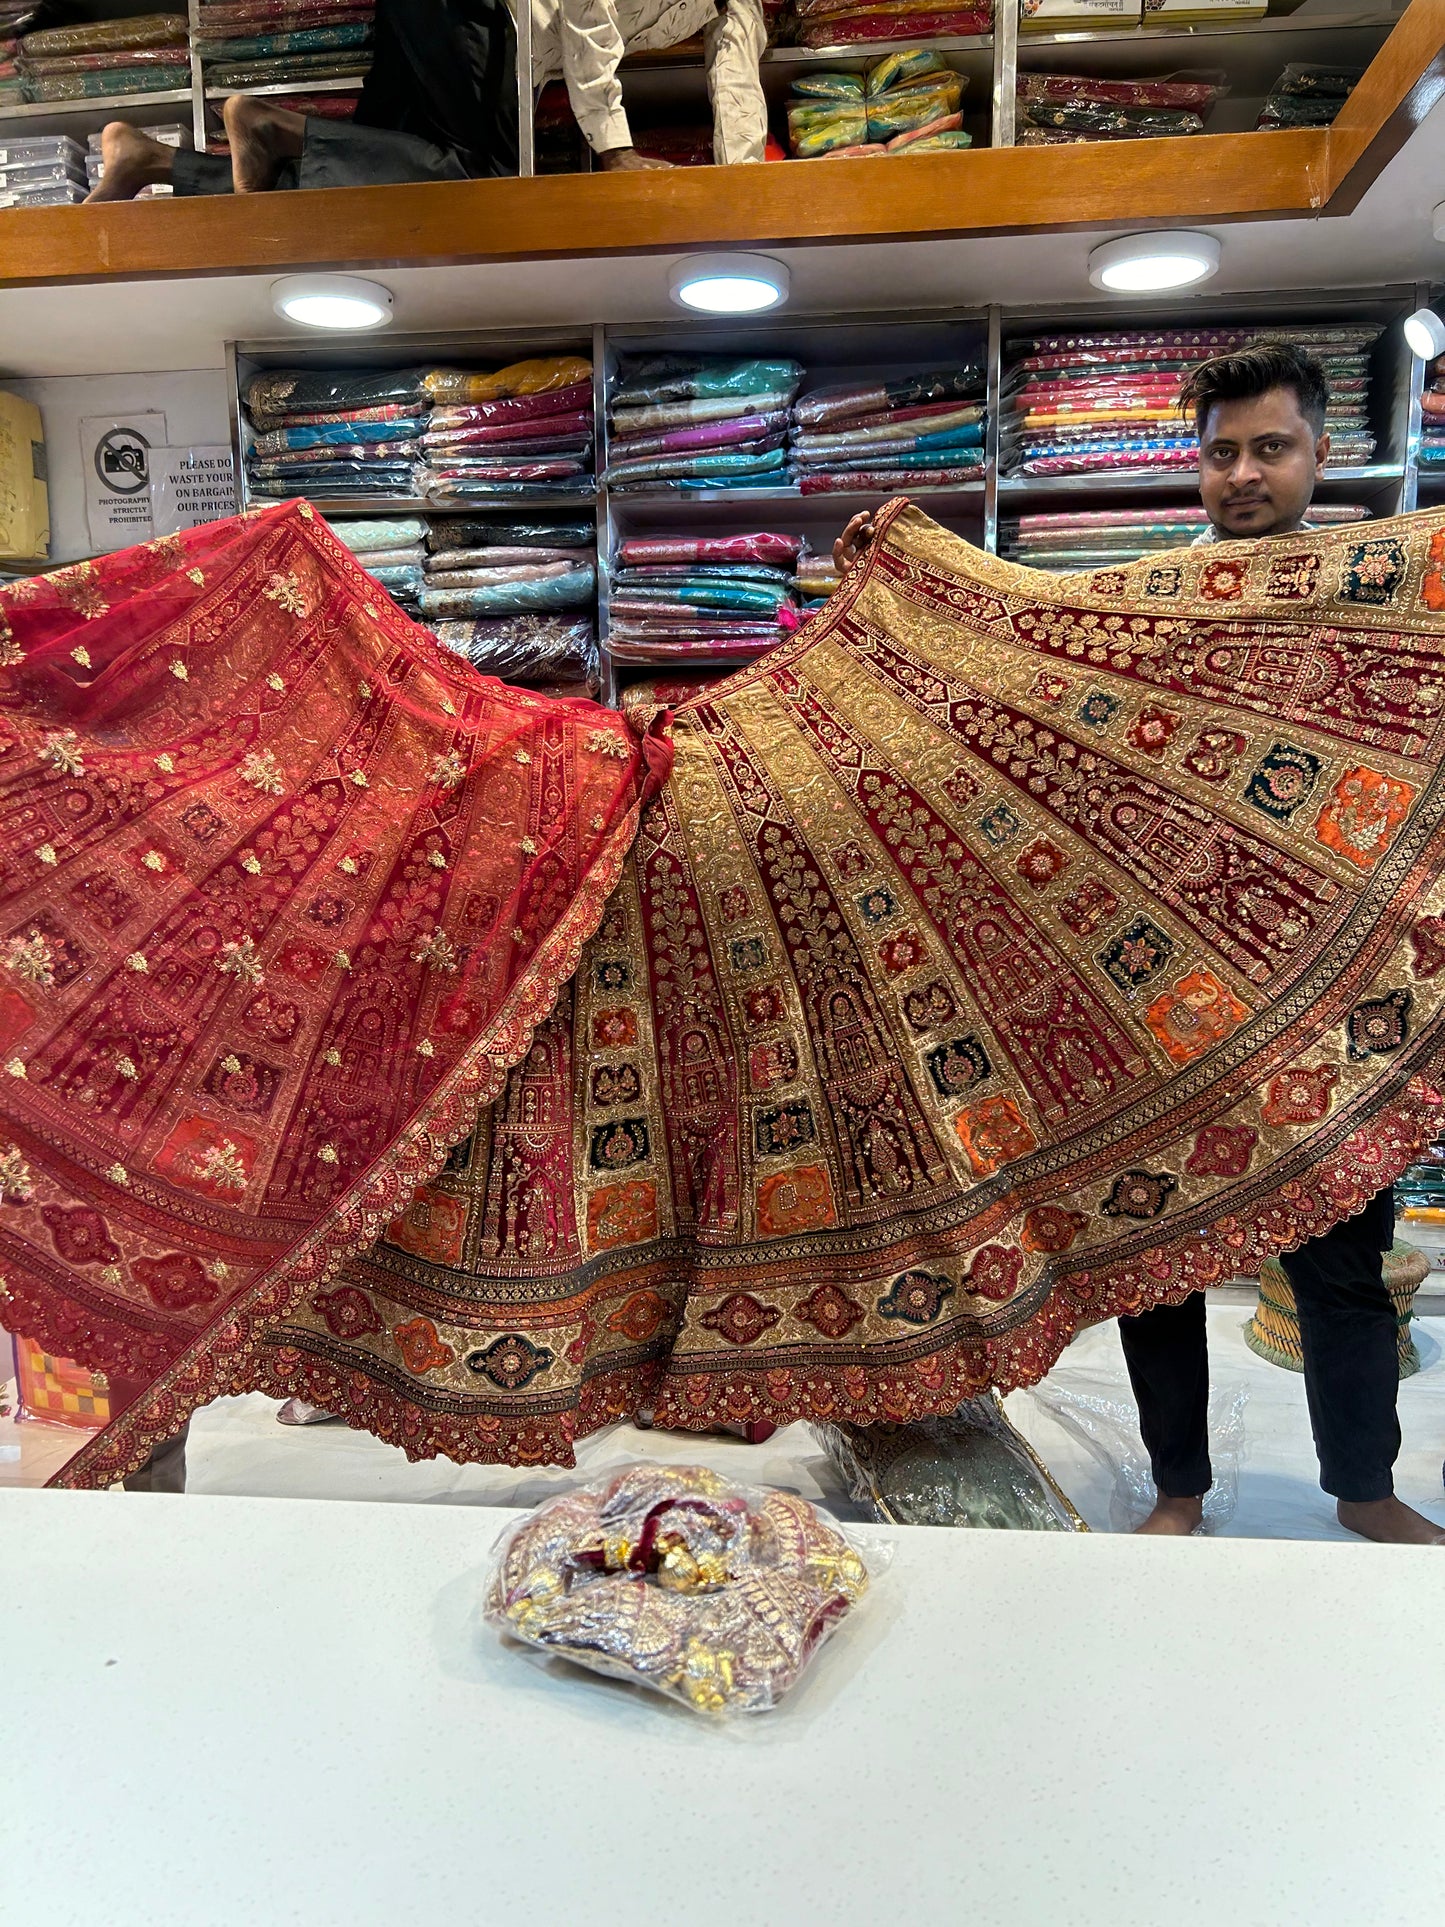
[1087,231,1221,295]
[669,254,790,315]
[1404,306,1445,361]
[271,274,393,330]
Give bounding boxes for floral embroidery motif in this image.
[729,936,768,972]
[1409,917,1445,979]
[701,1292,783,1346]
[426,749,467,790]
[749,1038,799,1092]
[589,1118,650,1172]
[4,930,54,988]
[239,749,284,795]
[40,730,84,776]
[1101,1170,1178,1219]
[943,765,983,808]
[978,802,1021,847]
[719,885,751,921]
[1264,553,1319,601]
[878,1268,954,1324]
[963,1245,1024,1300]
[393,1317,455,1375]
[1144,969,1249,1066]
[1244,742,1322,823]
[1314,766,1415,872]
[953,1096,1038,1177]
[1341,538,1406,606]
[1200,558,1247,601]
[413,928,458,973]
[1077,689,1121,731]
[606,1289,671,1344]
[1020,1205,1087,1253]
[902,980,959,1032]
[593,1007,638,1048]
[1183,728,1248,785]
[1345,989,1412,1061]
[877,929,926,976]
[831,840,870,880]
[754,1101,815,1158]
[1099,916,1175,993]
[188,1138,250,1194]
[743,984,785,1026]
[1261,1065,1338,1126]
[1015,835,1069,890]
[1058,877,1119,939]
[1144,565,1182,598]
[135,1254,218,1312]
[217,937,264,987]
[54,563,109,620]
[794,1282,866,1339]
[591,1062,643,1107]
[1184,1124,1258,1178]
[856,885,898,925]
[315,1286,385,1341]
[587,730,630,761]
[262,571,310,617]
[0,1144,36,1202]
[1127,705,1184,759]
[587,1180,658,1251]
[924,1034,992,1099]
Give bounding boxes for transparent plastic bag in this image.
[816,1392,1086,1531]
[484,1462,876,1715]
[1026,1376,1248,1533]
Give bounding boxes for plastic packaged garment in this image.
[324,517,428,553]
[365,562,425,599]
[248,463,417,497]
[616,563,795,589]
[244,367,438,418]
[797,12,991,45]
[427,518,594,550]
[18,45,192,75]
[790,71,863,100]
[794,410,984,455]
[423,475,599,503]
[612,357,803,407]
[604,446,790,488]
[609,410,792,462]
[868,46,949,92]
[788,101,867,157]
[246,402,421,435]
[1017,70,1225,111]
[423,358,593,407]
[888,118,969,152]
[21,65,190,97]
[795,366,984,429]
[866,77,963,139]
[342,544,423,570]
[425,560,581,590]
[604,392,797,434]
[617,533,802,567]
[416,564,596,616]
[612,584,789,616]
[1273,61,1365,97]
[427,544,584,570]
[817,1394,1086,1530]
[428,382,594,431]
[1257,96,1341,128]
[430,613,598,686]
[1021,99,1204,137]
[204,54,371,82]
[250,418,427,455]
[426,412,595,454]
[19,14,186,54]
[192,23,372,58]
[799,463,982,492]
[484,1465,872,1716]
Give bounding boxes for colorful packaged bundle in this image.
[484,1465,872,1716]
[607,529,802,664]
[787,1,992,48]
[1257,63,1364,130]
[1000,501,1370,570]
[416,512,597,620]
[792,363,987,493]
[1002,323,1379,477]
[607,357,803,492]
[193,0,374,90]
[13,11,189,100]
[430,613,599,690]
[421,358,596,505]
[1016,69,1222,142]
[788,49,971,158]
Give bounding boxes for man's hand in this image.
[833,511,877,574]
[597,146,674,171]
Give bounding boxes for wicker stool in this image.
[1245,1242,1429,1380]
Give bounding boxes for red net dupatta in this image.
[0,502,655,1485]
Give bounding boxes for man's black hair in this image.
[1178,338,1330,439]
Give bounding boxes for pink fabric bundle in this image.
[425,410,595,450]
[617,534,803,567]
[799,465,982,493]
[609,411,792,461]
[429,382,594,431]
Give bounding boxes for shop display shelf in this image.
[202,76,369,103]
[0,88,195,145]
[996,462,1406,499]
[285,494,600,519]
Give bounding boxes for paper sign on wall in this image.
[81,411,167,551]
[149,445,238,536]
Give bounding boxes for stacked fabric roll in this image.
[192,0,375,91]
[792,365,986,494]
[6,11,189,102]
[0,5,36,105]
[782,0,991,49]
[423,517,598,688]
[0,132,86,206]
[421,358,597,505]
[1000,502,1370,570]
[794,546,842,611]
[1257,62,1363,130]
[607,532,801,666]
[328,515,427,610]
[606,358,803,493]
[1015,70,1221,145]
[243,357,595,504]
[787,50,970,158]
[1421,355,1445,468]
[1003,324,1379,477]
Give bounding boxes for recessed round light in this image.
[1404,306,1445,361]
[1087,232,1221,295]
[271,274,394,330]
[669,253,790,315]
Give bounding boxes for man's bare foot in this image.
[1337,1495,1445,1545]
[1135,1494,1205,1535]
[222,92,306,193]
[596,145,674,172]
[84,122,175,202]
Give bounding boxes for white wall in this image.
[5,369,231,565]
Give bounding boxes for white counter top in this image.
[3,1487,1442,1926]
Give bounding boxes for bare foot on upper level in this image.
[222,92,306,193]
[84,122,174,202]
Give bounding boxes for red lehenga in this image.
[7,496,1445,1487]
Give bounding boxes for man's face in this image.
[1197,387,1330,538]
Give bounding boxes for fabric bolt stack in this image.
[607,531,802,665]
[1001,501,1370,570]
[606,358,803,493]
[792,364,987,494]
[422,517,599,687]
[794,546,843,610]
[0,132,86,207]
[1015,70,1222,145]
[1003,323,1379,477]
[7,12,189,103]
[782,0,991,50]
[787,49,970,159]
[1421,355,1445,468]
[243,367,431,500]
[0,5,38,105]
[1257,63,1363,130]
[328,515,427,611]
[420,357,596,505]
[192,0,375,91]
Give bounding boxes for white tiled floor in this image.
[6,1288,1445,1538]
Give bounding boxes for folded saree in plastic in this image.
[618,535,803,568]
[431,614,598,687]
[416,565,596,617]
[799,464,983,493]
[612,359,803,408]
[430,519,595,552]
[331,518,428,553]
[250,420,428,456]
[21,498,1445,1482]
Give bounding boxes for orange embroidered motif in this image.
[588,1179,659,1251]
[1261,1065,1338,1126]
[1421,530,1445,613]
[393,1317,455,1375]
[1314,766,1416,872]
[385,1187,467,1266]
[1144,969,1249,1066]
[756,1163,837,1237]
[953,1096,1039,1178]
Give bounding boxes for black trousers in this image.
[1118,1186,1400,1504]
[174,0,517,195]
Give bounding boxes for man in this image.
[835,340,1441,1546]
[87,0,763,201]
